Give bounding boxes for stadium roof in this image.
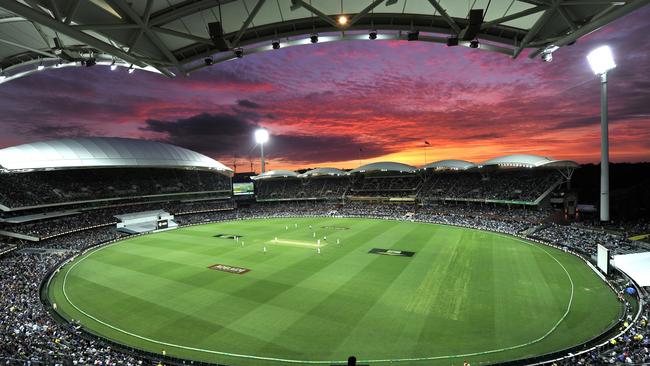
[350,161,417,174]
[1,0,647,83]
[251,169,299,180]
[299,167,347,177]
[421,159,476,170]
[0,137,232,173]
[480,154,578,168]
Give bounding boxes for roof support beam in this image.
[0,37,57,58]
[64,0,80,25]
[0,16,24,24]
[107,0,184,73]
[149,0,225,27]
[562,1,631,4]
[152,27,213,45]
[48,0,62,21]
[0,0,147,67]
[290,0,339,28]
[589,3,620,22]
[127,0,154,51]
[232,0,266,47]
[528,0,650,58]
[557,6,578,31]
[426,0,460,34]
[72,24,141,31]
[512,3,558,58]
[481,5,546,29]
[347,0,387,27]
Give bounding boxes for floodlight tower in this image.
[587,45,616,222]
[254,128,270,173]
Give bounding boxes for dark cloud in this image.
[21,123,97,140]
[142,113,257,154]
[237,99,261,109]
[140,112,391,164]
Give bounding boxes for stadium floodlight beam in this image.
[255,128,270,173]
[587,45,616,222]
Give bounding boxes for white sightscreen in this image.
[597,244,610,275]
[612,252,650,287]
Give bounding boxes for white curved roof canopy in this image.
[350,161,417,174]
[422,159,476,170]
[0,0,646,84]
[0,137,232,173]
[299,167,347,177]
[480,154,578,168]
[251,169,299,180]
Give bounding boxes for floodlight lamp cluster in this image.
[255,128,269,144]
[587,45,616,75]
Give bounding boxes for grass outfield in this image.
[47,217,622,365]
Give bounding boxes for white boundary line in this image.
[58,219,576,364]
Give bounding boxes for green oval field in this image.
[47,217,622,365]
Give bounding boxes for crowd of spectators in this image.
[348,175,420,197]
[0,168,231,208]
[1,200,234,238]
[533,223,643,257]
[253,169,562,202]
[419,170,562,202]
[0,253,144,365]
[1,201,647,365]
[553,301,649,365]
[254,177,349,200]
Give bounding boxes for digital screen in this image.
[233,182,254,196]
[157,220,168,229]
[597,244,609,275]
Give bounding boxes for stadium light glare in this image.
[337,15,348,25]
[586,45,615,222]
[37,61,44,71]
[587,46,616,75]
[255,128,269,144]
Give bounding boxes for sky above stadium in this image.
[0,7,648,171]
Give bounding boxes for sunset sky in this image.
[0,6,648,172]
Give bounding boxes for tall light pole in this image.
[587,45,616,222]
[254,128,269,173]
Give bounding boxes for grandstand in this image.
[252,154,577,207]
[0,137,233,241]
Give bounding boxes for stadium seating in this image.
[253,168,563,203]
[0,168,231,208]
